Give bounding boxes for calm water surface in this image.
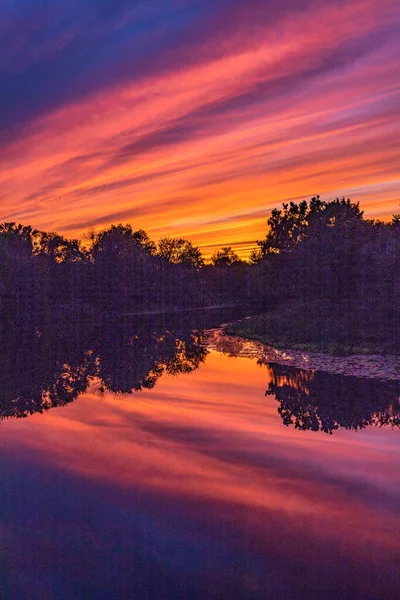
[0,317,399,600]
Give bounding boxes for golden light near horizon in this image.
[0,0,399,258]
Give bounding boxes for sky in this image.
[0,0,399,258]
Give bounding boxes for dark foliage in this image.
[247,196,400,351]
[0,314,213,420]
[0,194,399,352]
[265,363,400,433]
[0,223,248,324]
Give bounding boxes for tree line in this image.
[0,223,247,327]
[0,196,399,350]
[246,196,400,351]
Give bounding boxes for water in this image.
[0,313,399,599]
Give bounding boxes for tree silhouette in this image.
[210,246,241,267]
[255,196,362,258]
[0,196,399,352]
[156,236,204,268]
[36,231,84,263]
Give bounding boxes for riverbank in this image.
[225,300,399,356]
[204,329,400,381]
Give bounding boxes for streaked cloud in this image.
[0,0,399,256]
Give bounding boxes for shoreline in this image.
[224,307,400,358]
[205,328,400,382]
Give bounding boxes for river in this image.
[0,313,399,599]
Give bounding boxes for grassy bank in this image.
[225,300,399,356]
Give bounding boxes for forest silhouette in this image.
[0,196,399,353]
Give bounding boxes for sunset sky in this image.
[1,0,399,258]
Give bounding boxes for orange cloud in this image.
[0,0,399,257]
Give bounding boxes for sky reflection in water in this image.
[0,347,399,599]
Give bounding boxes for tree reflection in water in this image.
[265,363,400,433]
[0,313,210,421]
[2,310,400,435]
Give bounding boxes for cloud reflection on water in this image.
[1,351,399,598]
